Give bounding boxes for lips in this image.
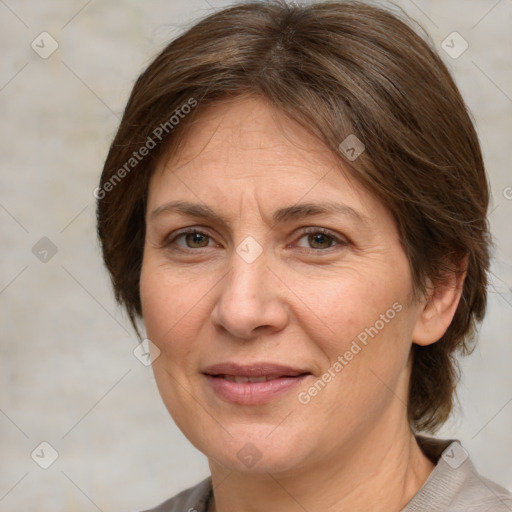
[221,375,283,383]
[202,362,311,405]
[202,362,309,378]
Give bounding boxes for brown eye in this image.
[306,232,335,249]
[181,232,210,248]
[166,229,214,250]
[296,228,345,252]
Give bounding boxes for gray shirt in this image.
[141,436,512,511]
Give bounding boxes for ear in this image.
[412,256,468,346]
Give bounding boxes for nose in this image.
[210,247,289,340]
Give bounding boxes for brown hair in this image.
[96,0,491,433]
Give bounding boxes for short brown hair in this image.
[97,0,491,433]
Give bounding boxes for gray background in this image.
[0,0,511,510]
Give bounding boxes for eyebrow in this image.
[150,200,369,226]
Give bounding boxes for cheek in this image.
[303,270,396,348]
[140,265,169,341]
[309,265,414,387]
[140,262,185,348]
[139,260,212,365]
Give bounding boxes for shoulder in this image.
[138,477,212,512]
[403,436,512,512]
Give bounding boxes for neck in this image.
[208,412,435,512]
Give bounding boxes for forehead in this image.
[156,95,338,177]
[147,95,389,227]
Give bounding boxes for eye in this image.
[295,228,345,252]
[168,228,214,250]
[163,227,347,253]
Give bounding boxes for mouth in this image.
[202,362,311,405]
[211,374,304,383]
[202,361,310,378]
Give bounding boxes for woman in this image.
[96,1,512,510]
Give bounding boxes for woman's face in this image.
[140,95,426,475]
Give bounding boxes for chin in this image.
[211,448,306,476]
[199,427,312,476]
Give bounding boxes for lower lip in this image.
[203,374,310,405]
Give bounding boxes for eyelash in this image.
[163,227,347,254]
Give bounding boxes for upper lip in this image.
[202,362,310,378]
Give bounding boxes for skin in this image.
[140,94,465,512]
